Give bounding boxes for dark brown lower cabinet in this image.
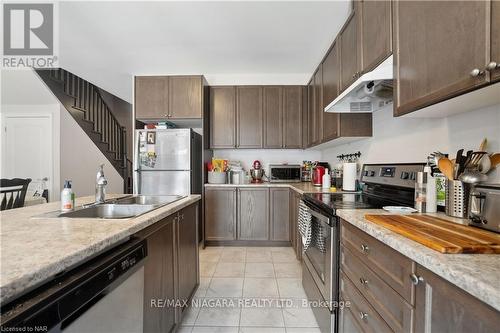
[270,188,290,241]
[238,188,269,241]
[414,265,500,333]
[140,203,200,333]
[290,190,302,260]
[142,215,177,333]
[205,187,237,241]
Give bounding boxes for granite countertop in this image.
[205,181,356,195]
[0,194,201,305]
[336,209,500,311]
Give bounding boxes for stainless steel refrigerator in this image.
[134,128,202,196]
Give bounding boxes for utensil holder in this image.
[445,180,470,218]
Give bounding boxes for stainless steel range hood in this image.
[325,55,393,113]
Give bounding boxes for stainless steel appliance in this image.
[134,129,202,196]
[301,163,424,333]
[269,164,301,183]
[469,184,500,233]
[0,238,147,332]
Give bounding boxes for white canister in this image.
[342,163,357,191]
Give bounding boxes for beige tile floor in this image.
[179,246,320,333]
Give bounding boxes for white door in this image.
[1,115,53,201]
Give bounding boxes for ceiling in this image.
[59,1,351,103]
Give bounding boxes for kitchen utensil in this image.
[489,153,500,168]
[478,155,491,174]
[438,158,454,180]
[427,151,447,172]
[454,149,464,178]
[465,151,488,170]
[479,138,488,152]
[446,180,470,218]
[364,214,500,254]
[382,206,418,213]
[459,170,487,184]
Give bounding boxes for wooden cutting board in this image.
[364,214,500,254]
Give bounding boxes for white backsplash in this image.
[320,104,500,182]
[212,149,322,172]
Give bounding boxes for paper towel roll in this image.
[343,163,357,191]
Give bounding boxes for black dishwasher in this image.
[0,238,147,332]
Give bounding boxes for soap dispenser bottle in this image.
[61,180,74,212]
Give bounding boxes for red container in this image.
[312,166,325,187]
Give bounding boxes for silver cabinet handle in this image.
[360,244,370,253]
[410,273,424,285]
[470,68,485,77]
[359,277,368,285]
[359,312,368,321]
[485,61,499,71]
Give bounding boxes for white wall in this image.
[212,149,322,173]
[320,104,500,182]
[60,105,123,196]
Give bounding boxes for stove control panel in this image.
[361,163,425,188]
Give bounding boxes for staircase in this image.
[35,68,133,194]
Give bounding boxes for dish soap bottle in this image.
[61,180,75,212]
[322,168,331,190]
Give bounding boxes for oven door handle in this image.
[307,206,330,226]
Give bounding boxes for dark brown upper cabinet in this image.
[263,86,283,148]
[168,76,204,119]
[283,86,303,149]
[393,1,490,116]
[339,9,361,92]
[360,0,392,73]
[210,86,236,148]
[313,66,323,145]
[236,86,263,148]
[301,86,309,149]
[491,0,500,82]
[322,40,340,141]
[135,75,205,120]
[307,80,316,146]
[135,76,168,119]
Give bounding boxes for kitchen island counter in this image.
[0,194,201,305]
[337,209,500,312]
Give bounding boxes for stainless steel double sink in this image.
[55,195,185,219]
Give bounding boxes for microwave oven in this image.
[269,164,301,183]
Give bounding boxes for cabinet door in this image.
[307,81,316,146]
[322,40,340,141]
[301,86,309,148]
[340,10,360,92]
[283,86,303,149]
[394,1,489,116]
[135,76,168,119]
[263,86,283,148]
[491,0,500,82]
[360,0,392,73]
[237,86,263,148]
[414,265,500,333]
[289,191,296,250]
[205,187,236,240]
[313,67,323,144]
[210,87,236,148]
[143,218,176,333]
[177,204,199,315]
[270,188,290,241]
[169,76,202,119]
[238,188,269,240]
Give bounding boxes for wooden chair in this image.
[1,178,32,210]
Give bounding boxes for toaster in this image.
[469,184,500,233]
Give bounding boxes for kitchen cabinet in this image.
[135,76,168,120]
[307,80,316,146]
[360,0,392,73]
[168,76,204,119]
[143,217,176,333]
[135,75,205,120]
[270,188,290,241]
[339,10,360,92]
[210,86,236,148]
[283,86,303,148]
[491,0,500,82]
[176,204,199,316]
[236,86,263,148]
[393,1,489,116]
[322,40,340,141]
[205,187,237,241]
[312,67,323,145]
[238,188,269,240]
[263,86,283,148]
[290,190,302,260]
[414,265,500,333]
[301,86,309,149]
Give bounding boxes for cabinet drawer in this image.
[341,220,414,303]
[340,272,392,333]
[341,246,413,333]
